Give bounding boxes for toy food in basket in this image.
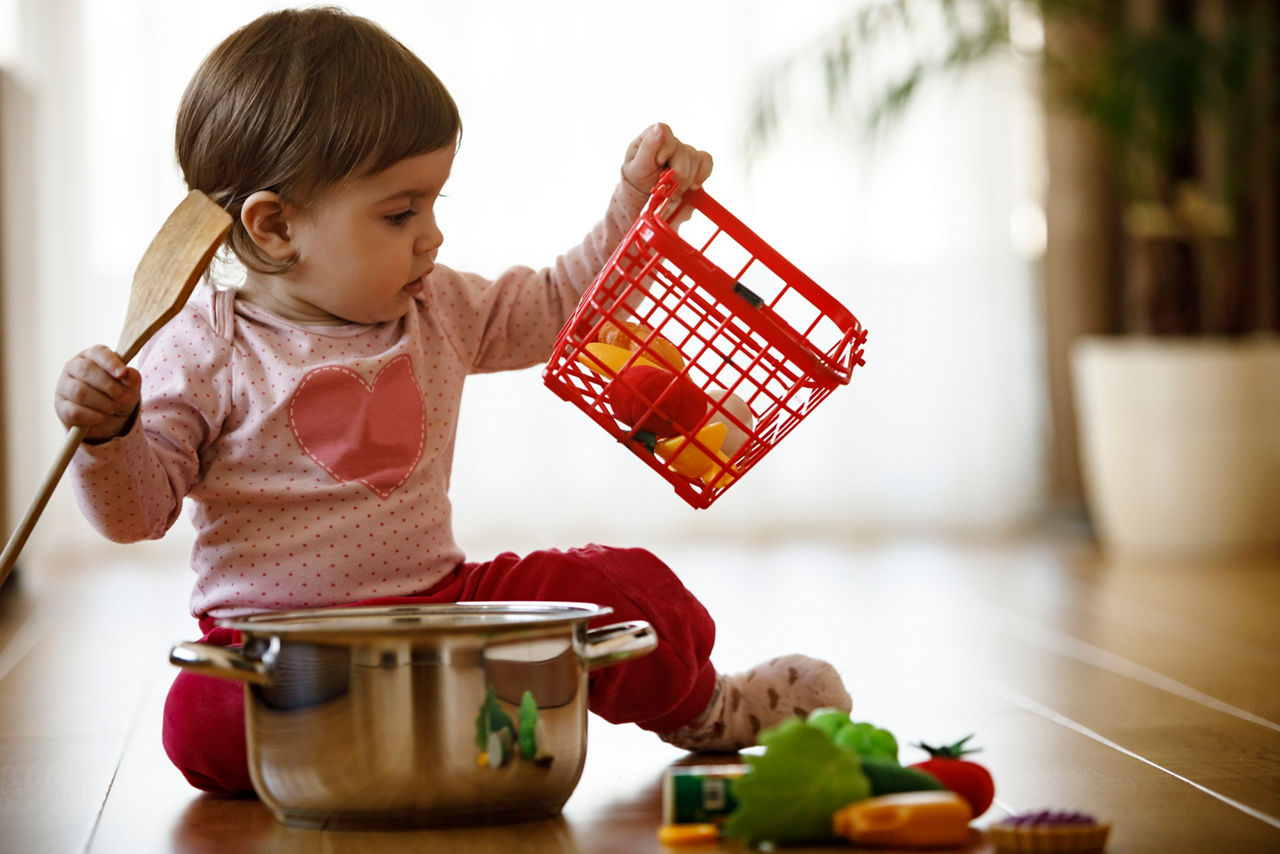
[543,169,867,508]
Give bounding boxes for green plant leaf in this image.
[722,718,872,845]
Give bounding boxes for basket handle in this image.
[648,167,698,226]
[651,168,680,207]
[641,174,861,386]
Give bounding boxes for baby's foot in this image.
[660,654,851,752]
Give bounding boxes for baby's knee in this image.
[162,670,254,795]
[567,544,687,595]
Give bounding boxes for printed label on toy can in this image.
[662,764,750,825]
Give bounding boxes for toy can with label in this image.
[662,764,751,826]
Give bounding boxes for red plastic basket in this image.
[543,169,867,509]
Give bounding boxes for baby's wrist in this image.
[618,174,651,205]
[83,406,140,446]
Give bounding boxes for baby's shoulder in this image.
[162,284,226,333]
[138,285,235,364]
[419,263,484,299]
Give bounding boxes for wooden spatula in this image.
[0,190,232,587]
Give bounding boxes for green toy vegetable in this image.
[806,708,853,740]
[806,708,900,762]
[474,684,514,751]
[834,722,899,761]
[722,718,871,845]
[860,757,947,796]
[518,690,539,760]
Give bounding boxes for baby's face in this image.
[270,147,455,325]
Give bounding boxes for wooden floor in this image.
[1,530,1278,853]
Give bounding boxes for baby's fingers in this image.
[55,347,140,427]
[621,123,713,198]
[81,344,132,381]
[664,144,713,196]
[67,346,138,399]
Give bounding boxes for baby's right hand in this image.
[55,345,142,441]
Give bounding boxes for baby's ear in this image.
[240,191,296,262]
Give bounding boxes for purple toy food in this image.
[989,809,1111,852]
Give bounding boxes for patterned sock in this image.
[659,654,852,752]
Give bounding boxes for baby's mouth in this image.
[402,276,426,296]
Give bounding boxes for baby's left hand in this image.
[621,123,713,199]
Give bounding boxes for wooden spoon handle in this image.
[0,425,89,586]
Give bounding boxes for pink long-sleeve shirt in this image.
[71,181,646,619]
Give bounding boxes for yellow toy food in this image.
[598,319,685,371]
[831,790,972,848]
[657,823,719,847]
[699,450,739,488]
[576,342,658,377]
[655,422,728,478]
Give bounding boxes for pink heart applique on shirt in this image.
[288,355,426,499]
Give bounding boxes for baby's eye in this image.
[385,209,416,226]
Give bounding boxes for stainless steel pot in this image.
[169,601,657,830]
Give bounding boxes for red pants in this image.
[162,545,717,794]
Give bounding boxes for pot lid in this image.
[217,601,612,637]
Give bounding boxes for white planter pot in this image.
[1071,335,1280,559]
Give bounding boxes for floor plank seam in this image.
[997,616,1280,732]
[988,680,1280,831]
[81,667,162,854]
[81,752,124,854]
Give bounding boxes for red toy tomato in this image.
[606,364,705,438]
[909,735,995,818]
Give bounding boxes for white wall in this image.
[1,0,1048,568]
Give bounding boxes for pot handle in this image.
[583,620,658,671]
[170,638,276,686]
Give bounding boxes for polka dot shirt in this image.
[71,181,647,620]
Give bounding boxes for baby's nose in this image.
[415,225,442,256]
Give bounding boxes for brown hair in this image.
[176,7,461,273]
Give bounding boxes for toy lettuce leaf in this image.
[722,718,872,845]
